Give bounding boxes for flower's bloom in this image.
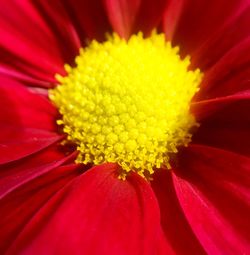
[0,1,250,255]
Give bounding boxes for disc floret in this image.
[49,32,202,179]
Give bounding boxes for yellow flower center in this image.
[49,32,202,179]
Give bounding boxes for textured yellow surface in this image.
[50,32,202,178]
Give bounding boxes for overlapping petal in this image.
[104,0,168,39]
[152,170,206,255]
[195,37,250,101]
[0,126,62,164]
[0,143,76,200]
[0,163,81,254]
[0,1,78,86]
[174,145,250,254]
[104,0,140,39]
[169,0,249,68]
[62,0,111,42]
[191,3,250,70]
[191,90,250,121]
[161,0,185,41]
[0,74,57,131]
[0,75,62,164]
[6,164,169,255]
[0,1,249,254]
[193,99,250,156]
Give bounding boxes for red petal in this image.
[0,65,52,88]
[195,37,250,101]
[172,0,249,69]
[194,124,250,158]
[104,0,140,39]
[104,0,168,39]
[161,0,186,41]
[152,169,206,254]
[174,144,250,254]
[0,1,74,84]
[0,126,62,164]
[0,163,80,254]
[132,0,168,36]
[0,75,57,131]
[0,143,76,200]
[62,0,111,42]
[191,90,250,121]
[32,1,81,65]
[191,4,250,70]
[193,99,250,156]
[7,164,168,255]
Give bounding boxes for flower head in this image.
[50,32,202,178]
[0,1,250,254]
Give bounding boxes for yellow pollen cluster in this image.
[49,32,202,179]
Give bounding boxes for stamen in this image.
[49,32,203,179]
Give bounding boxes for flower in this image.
[0,0,250,254]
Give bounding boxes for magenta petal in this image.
[0,1,71,84]
[0,163,80,254]
[193,123,250,157]
[62,0,111,42]
[0,144,76,200]
[104,0,140,39]
[0,65,52,88]
[33,1,81,66]
[152,170,206,255]
[162,0,185,40]
[7,164,169,255]
[0,75,57,131]
[174,145,250,254]
[193,99,250,156]
[195,37,250,100]
[192,90,250,121]
[132,0,168,36]
[172,0,249,66]
[104,0,168,39]
[191,4,250,70]
[0,126,62,164]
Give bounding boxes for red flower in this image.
[0,1,250,254]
